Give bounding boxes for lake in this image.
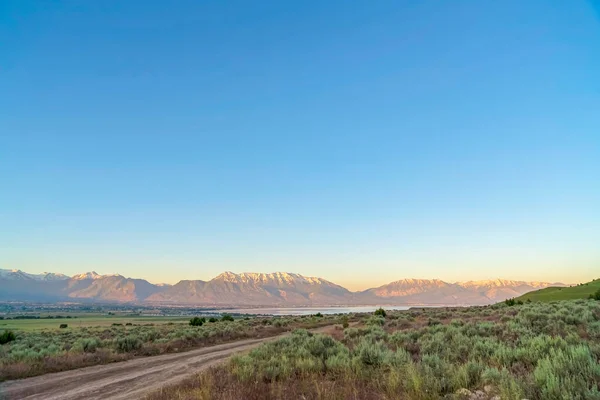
[218,306,411,316]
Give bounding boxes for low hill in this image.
[515,278,600,302]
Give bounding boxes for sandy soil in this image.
[0,325,341,400]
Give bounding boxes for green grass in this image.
[516,279,600,302]
[0,316,190,331]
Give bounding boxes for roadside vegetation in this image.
[515,278,600,302]
[0,313,349,381]
[150,299,600,400]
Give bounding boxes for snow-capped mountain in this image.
[0,269,69,281]
[454,279,561,303]
[71,271,103,280]
[358,278,564,305]
[35,272,70,281]
[146,271,353,305]
[0,268,566,305]
[457,279,558,290]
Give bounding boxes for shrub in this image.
[341,315,349,329]
[0,330,16,345]
[533,345,600,399]
[366,316,385,326]
[591,289,600,301]
[352,339,389,368]
[314,312,323,318]
[374,308,387,318]
[221,314,234,322]
[189,317,205,326]
[325,352,351,373]
[116,336,142,353]
[209,317,218,323]
[59,324,68,329]
[344,328,361,339]
[505,298,524,306]
[273,319,288,328]
[73,338,100,353]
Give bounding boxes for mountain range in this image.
[0,268,565,306]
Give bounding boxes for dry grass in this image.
[148,367,385,400]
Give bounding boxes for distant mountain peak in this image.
[457,280,555,289]
[386,278,449,286]
[72,271,102,280]
[0,269,69,281]
[0,268,29,280]
[213,271,333,286]
[215,271,238,281]
[38,272,70,281]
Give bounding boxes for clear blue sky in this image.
[1,1,599,290]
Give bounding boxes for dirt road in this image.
[0,332,295,400]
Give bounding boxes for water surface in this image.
[219,306,411,316]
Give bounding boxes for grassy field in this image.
[0,315,191,331]
[0,313,351,381]
[150,300,600,400]
[516,278,600,302]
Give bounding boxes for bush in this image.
[59,324,68,329]
[189,317,205,326]
[505,298,524,306]
[209,317,218,323]
[374,308,387,318]
[533,345,600,399]
[314,312,323,318]
[366,316,385,326]
[340,315,349,329]
[0,330,16,345]
[221,314,234,322]
[590,289,600,301]
[73,338,100,353]
[116,336,142,353]
[352,339,389,368]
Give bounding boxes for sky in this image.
[1,1,599,290]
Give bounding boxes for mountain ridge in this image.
[0,268,566,306]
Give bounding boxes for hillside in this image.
[515,278,600,302]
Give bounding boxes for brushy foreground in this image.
[150,300,600,400]
[0,314,343,381]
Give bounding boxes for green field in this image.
[0,315,190,331]
[515,278,600,302]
